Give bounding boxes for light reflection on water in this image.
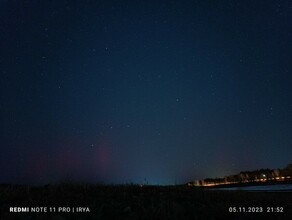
[211,184,292,191]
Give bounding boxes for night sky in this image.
[0,0,291,185]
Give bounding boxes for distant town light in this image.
[190,164,292,187]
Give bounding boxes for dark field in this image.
[1,183,291,220]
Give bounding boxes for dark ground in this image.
[0,183,291,220]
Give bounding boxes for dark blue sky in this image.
[0,0,291,185]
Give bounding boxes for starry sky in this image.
[0,0,291,185]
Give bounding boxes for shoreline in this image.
[200,179,292,189]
